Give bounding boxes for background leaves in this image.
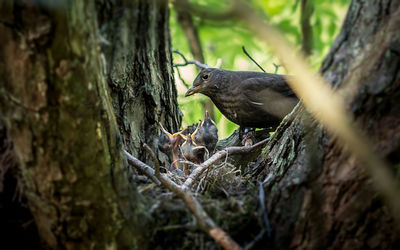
[171,0,350,138]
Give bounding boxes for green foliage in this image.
[170,0,350,138]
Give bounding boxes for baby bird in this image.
[194,111,218,153]
[180,126,206,164]
[157,122,184,170]
[180,125,207,174]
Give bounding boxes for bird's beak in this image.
[205,110,210,120]
[185,86,198,97]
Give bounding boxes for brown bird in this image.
[185,68,299,129]
[194,111,218,153]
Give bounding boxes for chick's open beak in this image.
[185,86,198,97]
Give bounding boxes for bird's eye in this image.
[202,74,209,80]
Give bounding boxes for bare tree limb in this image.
[143,144,161,176]
[273,63,281,74]
[183,138,269,189]
[175,66,190,89]
[124,149,242,250]
[124,149,161,185]
[172,50,209,69]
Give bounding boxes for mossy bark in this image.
[95,0,181,167]
[0,0,175,248]
[1,0,399,249]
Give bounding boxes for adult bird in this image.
[185,68,299,129]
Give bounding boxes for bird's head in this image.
[185,68,220,97]
[158,122,184,151]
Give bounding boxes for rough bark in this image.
[95,0,181,165]
[0,0,151,248]
[1,0,399,249]
[256,0,400,249]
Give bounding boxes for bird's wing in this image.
[241,75,296,97]
[241,76,298,119]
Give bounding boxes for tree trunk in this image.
[95,0,181,165]
[256,0,400,248]
[0,0,180,248]
[1,0,399,249]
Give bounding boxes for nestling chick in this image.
[180,127,206,165]
[194,110,218,153]
[157,122,184,170]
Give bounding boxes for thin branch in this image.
[179,160,201,169]
[258,181,271,238]
[172,50,209,69]
[124,149,242,250]
[124,149,161,185]
[243,182,272,250]
[242,46,266,72]
[176,66,190,89]
[183,138,269,189]
[143,143,160,176]
[273,63,281,74]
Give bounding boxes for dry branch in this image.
[172,50,209,69]
[124,148,242,250]
[183,138,269,189]
[124,149,161,185]
[241,46,266,72]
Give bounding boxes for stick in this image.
[242,46,266,72]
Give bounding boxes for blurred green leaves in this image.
[170,0,349,138]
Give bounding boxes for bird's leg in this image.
[241,127,256,146]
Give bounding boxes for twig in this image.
[176,66,190,89]
[183,138,269,189]
[179,160,201,169]
[124,149,161,185]
[243,182,272,250]
[144,143,161,176]
[242,46,266,72]
[124,149,242,250]
[258,181,271,238]
[172,50,209,69]
[273,63,281,74]
[244,229,268,250]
